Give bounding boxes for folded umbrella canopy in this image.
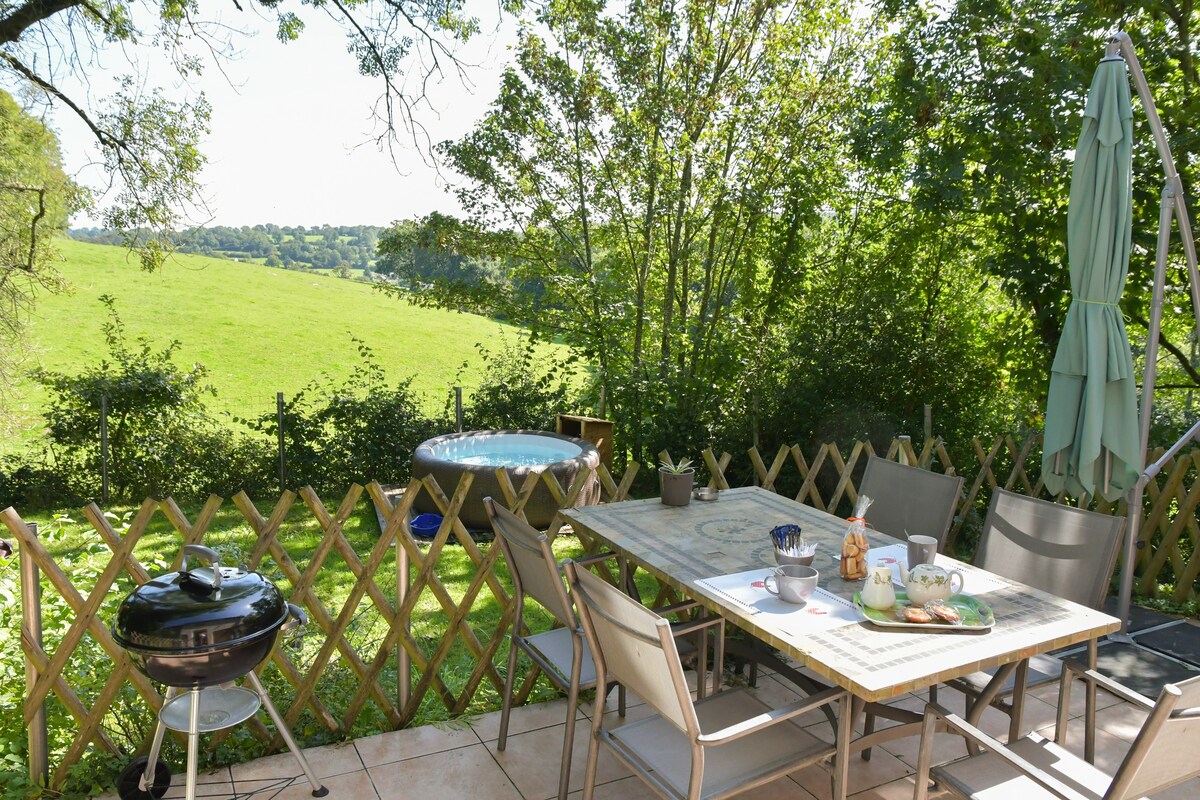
[1042,56,1141,502]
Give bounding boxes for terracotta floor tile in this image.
[368,743,523,800]
[565,774,662,800]
[227,741,361,782]
[482,718,631,800]
[471,697,584,743]
[848,774,951,800]
[790,746,910,800]
[355,719,480,767]
[237,768,379,799]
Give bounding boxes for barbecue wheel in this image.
[116,756,171,800]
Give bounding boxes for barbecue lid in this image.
[113,545,288,654]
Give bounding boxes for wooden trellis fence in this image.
[5,432,1199,791]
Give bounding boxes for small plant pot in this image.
[660,468,695,506]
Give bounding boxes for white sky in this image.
[53,2,514,228]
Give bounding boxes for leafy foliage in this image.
[456,335,577,431]
[2,0,482,271]
[31,297,276,502]
[72,224,384,274]
[244,337,443,495]
[0,90,79,398]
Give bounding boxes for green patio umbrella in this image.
[1042,56,1141,502]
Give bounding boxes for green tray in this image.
[853,591,994,630]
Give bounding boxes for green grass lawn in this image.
[2,239,564,452]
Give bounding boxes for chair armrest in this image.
[1060,658,1154,709]
[668,614,725,639]
[696,685,846,744]
[924,704,1094,800]
[571,550,620,568]
[651,599,703,616]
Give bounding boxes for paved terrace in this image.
[94,619,1200,800]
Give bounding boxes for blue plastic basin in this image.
[410,513,443,538]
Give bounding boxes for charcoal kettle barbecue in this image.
[112,545,327,800]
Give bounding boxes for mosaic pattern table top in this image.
[563,486,1121,701]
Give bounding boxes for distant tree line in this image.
[69,225,382,276]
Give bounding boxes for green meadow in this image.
[2,238,561,451]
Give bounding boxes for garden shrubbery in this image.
[0,311,579,509]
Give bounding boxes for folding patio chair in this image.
[944,489,1125,742]
[914,659,1200,800]
[484,497,716,800]
[566,559,853,800]
[859,455,964,546]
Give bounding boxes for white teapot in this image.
[898,562,964,604]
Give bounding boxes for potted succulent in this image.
[659,457,696,506]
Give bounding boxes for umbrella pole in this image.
[1117,189,1173,633]
[1107,32,1200,632]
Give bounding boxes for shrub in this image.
[460,335,577,432]
[244,337,441,494]
[35,296,221,501]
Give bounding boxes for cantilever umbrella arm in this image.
[1105,32,1200,633]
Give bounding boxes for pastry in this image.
[924,600,961,624]
[900,605,933,624]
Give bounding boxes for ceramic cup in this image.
[763,564,818,604]
[906,534,938,568]
[773,546,816,567]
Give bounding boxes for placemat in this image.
[694,569,859,635]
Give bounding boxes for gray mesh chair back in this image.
[976,489,1125,609]
[484,497,591,800]
[567,561,852,800]
[941,489,1126,744]
[859,456,964,545]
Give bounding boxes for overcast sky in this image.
[56,3,513,229]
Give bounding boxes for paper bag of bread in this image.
[839,495,873,580]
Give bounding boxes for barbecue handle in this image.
[282,603,308,632]
[180,544,222,589]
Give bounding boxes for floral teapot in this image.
[897,562,964,604]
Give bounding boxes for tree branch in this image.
[0,51,115,149]
[0,0,82,45]
[1127,310,1200,387]
[0,183,47,273]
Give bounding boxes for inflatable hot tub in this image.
[411,430,601,529]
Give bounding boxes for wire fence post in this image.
[455,386,463,432]
[277,392,286,493]
[21,522,49,789]
[99,395,109,503]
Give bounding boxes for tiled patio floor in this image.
[94,657,1200,800]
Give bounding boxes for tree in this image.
[859,1,1200,411]
[1,0,491,270]
[0,89,78,399]
[437,0,867,460]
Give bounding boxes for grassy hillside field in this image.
[1,238,561,452]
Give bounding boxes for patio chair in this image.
[859,455,964,545]
[484,498,716,800]
[914,658,1200,800]
[944,489,1125,742]
[565,559,854,800]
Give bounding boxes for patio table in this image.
[560,486,1121,771]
